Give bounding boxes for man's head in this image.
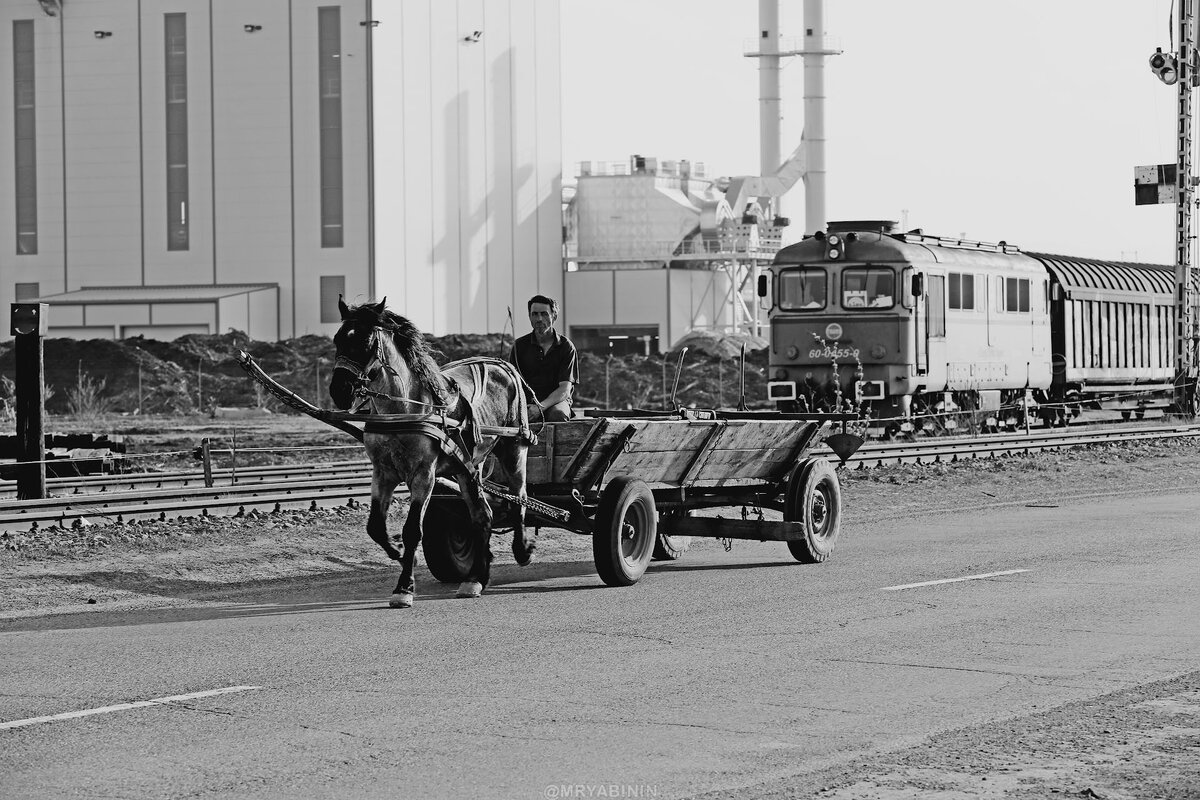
[527,294,558,337]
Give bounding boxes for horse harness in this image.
[335,341,536,481]
[236,350,567,523]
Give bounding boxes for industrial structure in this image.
[0,0,562,341]
[560,0,837,353]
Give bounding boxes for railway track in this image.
[1,422,1197,530]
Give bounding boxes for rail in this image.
[1,422,1196,532]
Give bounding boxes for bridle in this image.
[334,326,450,413]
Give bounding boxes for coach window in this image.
[841,267,895,309]
[949,272,975,310]
[778,269,827,311]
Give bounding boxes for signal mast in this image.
[1148,0,1200,416]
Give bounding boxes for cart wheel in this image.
[593,477,657,586]
[784,457,842,564]
[420,498,477,583]
[653,510,692,561]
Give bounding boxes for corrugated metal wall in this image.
[0,0,562,340]
[371,0,563,337]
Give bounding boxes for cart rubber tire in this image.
[652,532,692,561]
[421,499,477,583]
[653,510,692,561]
[783,457,842,564]
[593,477,657,586]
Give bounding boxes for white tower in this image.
[746,0,839,235]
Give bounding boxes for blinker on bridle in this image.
[334,324,449,413]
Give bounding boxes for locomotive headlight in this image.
[870,343,887,359]
[785,345,800,359]
[774,368,789,381]
[826,233,842,260]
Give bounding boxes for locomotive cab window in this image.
[841,267,895,309]
[778,268,828,311]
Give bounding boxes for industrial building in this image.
[0,0,562,340]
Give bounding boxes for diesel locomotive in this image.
[762,220,1176,434]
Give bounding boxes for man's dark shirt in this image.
[510,330,579,403]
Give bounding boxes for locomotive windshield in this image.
[778,268,827,311]
[841,267,895,309]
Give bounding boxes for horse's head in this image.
[329,296,388,410]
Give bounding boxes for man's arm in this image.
[537,380,573,409]
[540,339,579,408]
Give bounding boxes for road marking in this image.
[0,685,261,731]
[880,569,1030,592]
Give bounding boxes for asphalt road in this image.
[2,487,1198,800]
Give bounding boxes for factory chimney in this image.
[755,0,836,235]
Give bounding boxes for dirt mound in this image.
[0,329,772,416]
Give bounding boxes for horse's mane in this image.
[350,305,451,405]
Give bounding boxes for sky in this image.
[560,0,1180,264]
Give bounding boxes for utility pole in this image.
[1176,0,1199,416]
[1145,1,1200,416]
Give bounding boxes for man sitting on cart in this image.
[509,294,578,422]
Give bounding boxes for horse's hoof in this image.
[388,592,414,608]
[456,581,483,598]
[512,538,536,567]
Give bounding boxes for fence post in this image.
[11,303,47,500]
[201,437,213,487]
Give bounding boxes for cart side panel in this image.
[689,420,823,484]
[600,421,724,485]
[525,418,627,487]
[603,419,823,488]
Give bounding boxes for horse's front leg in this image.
[391,461,437,609]
[454,471,494,599]
[367,465,403,561]
[498,443,534,566]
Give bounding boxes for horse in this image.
[328,297,535,608]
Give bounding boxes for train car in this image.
[1030,253,1175,423]
[762,220,1175,434]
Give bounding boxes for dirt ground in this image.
[3,431,1200,799]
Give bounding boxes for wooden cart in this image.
[422,409,863,587]
[235,351,863,588]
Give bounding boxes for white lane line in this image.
[0,685,261,731]
[880,569,1030,592]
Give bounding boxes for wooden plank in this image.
[605,448,698,484]
[526,455,552,485]
[561,429,623,485]
[559,418,607,483]
[573,423,639,491]
[689,448,798,482]
[621,419,813,453]
[659,515,807,542]
[619,421,721,453]
[540,419,604,450]
[678,422,727,485]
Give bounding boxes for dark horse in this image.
[328,298,534,608]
